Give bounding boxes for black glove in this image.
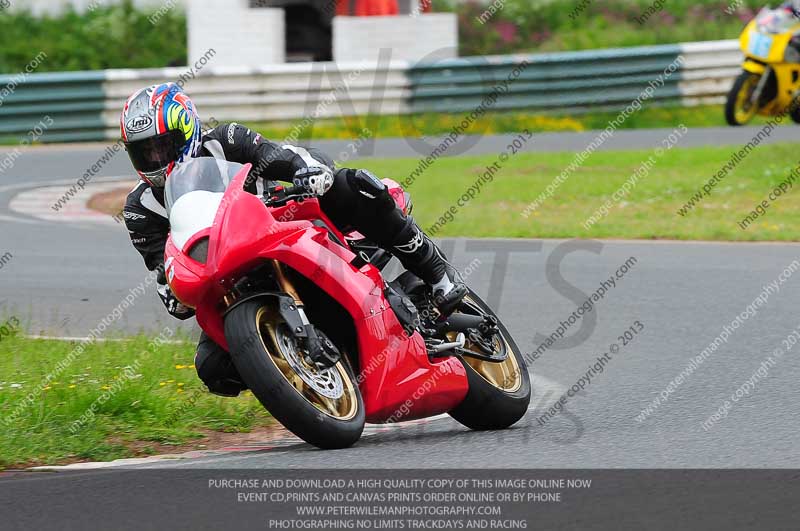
[293,166,333,196]
[156,264,195,320]
[157,282,195,320]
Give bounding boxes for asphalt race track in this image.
[1,128,800,473]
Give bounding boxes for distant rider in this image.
[783,0,800,17]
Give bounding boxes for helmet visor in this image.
[124,129,185,174]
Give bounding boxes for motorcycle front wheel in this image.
[224,299,365,449]
[448,289,531,430]
[725,70,760,126]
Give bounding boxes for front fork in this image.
[748,64,772,107]
[271,260,341,369]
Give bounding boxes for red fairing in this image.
[383,178,408,214]
[357,310,468,423]
[164,164,468,423]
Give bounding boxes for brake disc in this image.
[276,326,344,399]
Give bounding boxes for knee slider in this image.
[349,169,390,202]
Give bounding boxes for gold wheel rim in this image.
[256,306,358,421]
[450,296,522,393]
[734,75,759,123]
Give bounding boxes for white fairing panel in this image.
[169,190,224,250]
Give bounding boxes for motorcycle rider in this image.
[779,2,800,56]
[783,0,800,16]
[120,82,466,397]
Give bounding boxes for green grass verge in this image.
[239,104,782,142]
[4,104,777,146]
[1,104,740,147]
[360,142,800,241]
[0,333,270,469]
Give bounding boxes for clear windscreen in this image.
[164,158,245,215]
[756,8,797,33]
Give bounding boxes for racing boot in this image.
[392,220,467,317]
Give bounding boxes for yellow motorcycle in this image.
[726,6,800,125]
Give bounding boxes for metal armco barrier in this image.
[408,40,740,113]
[0,70,108,143]
[0,40,741,143]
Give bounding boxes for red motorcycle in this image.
[163,158,530,449]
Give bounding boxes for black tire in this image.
[224,299,365,449]
[725,70,760,126]
[790,102,800,124]
[448,290,531,430]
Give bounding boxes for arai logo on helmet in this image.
[126,115,153,134]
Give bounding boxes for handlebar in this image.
[262,183,311,207]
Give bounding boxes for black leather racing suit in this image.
[123,123,446,396]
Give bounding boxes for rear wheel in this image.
[725,71,761,126]
[448,290,531,430]
[224,299,364,449]
[790,101,800,124]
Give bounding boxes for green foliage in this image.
[0,0,186,74]
[0,0,772,74]
[444,0,769,56]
